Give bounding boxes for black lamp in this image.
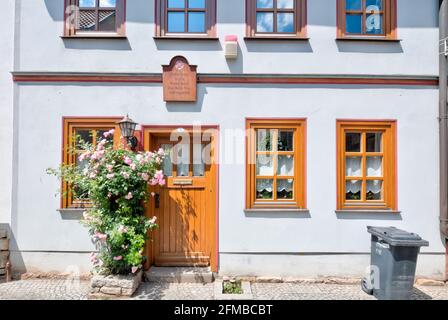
[118,114,138,150]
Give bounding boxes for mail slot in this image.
[173,179,193,186]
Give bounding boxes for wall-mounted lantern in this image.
[118,114,138,151]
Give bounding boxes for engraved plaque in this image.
[163,56,197,102]
[173,179,193,186]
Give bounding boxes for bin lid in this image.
[367,226,429,247]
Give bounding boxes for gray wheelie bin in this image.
[361,226,429,300]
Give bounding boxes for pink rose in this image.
[131,266,139,274]
[125,192,133,200]
[103,129,115,138]
[118,225,128,234]
[113,256,123,261]
[130,163,137,171]
[106,173,115,179]
[121,172,130,179]
[141,173,149,181]
[124,156,133,165]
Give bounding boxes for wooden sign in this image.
[163,56,197,102]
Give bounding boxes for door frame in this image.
[141,125,220,272]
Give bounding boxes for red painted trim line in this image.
[12,74,439,86]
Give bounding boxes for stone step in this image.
[145,267,214,284]
[0,239,9,251]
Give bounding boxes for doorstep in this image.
[145,267,214,284]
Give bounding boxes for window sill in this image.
[335,209,401,214]
[153,36,219,41]
[61,35,127,40]
[244,36,309,41]
[336,37,401,42]
[245,208,309,213]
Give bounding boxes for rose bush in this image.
[48,129,165,275]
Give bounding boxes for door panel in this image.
[146,132,216,269]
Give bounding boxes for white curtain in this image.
[346,180,361,193]
[256,179,273,192]
[277,179,293,192]
[257,155,274,176]
[277,155,294,176]
[367,180,382,194]
[346,157,361,177]
[366,157,382,177]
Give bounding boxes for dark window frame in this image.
[155,0,217,39]
[336,0,397,40]
[64,0,126,37]
[246,0,307,39]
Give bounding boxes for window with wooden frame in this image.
[336,0,397,40]
[64,0,126,37]
[246,0,307,39]
[337,120,397,211]
[246,119,306,209]
[62,118,120,208]
[155,0,217,38]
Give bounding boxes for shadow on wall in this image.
[0,223,26,278]
[336,41,404,54]
[245,40,313,53]
[155,40,223,52]
[63,38,132,51]
[336,211,403,221]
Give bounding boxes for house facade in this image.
[1,0,446,279]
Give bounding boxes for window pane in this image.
[257,129,274,151]
[277,0,294,9]
[366,132,382,152]
[277,13,294,33]
[346,14,362,34]
[76,130,93,147]
[176,143,190,177]
[78,10,97,31]
[98,11,116,31]
[193,144,205,177]
[366,0,382,10]
[277,179,293,199]
[188,0,205,8]
[345,157,362,177]
[277,155,294,176]
[79,0,96,7]
[366,14,383,34]
[366,180,382,200]
[256,155,274,176]
[188,12,205,33]
[256,179,273,199]
[346,0,362,10]
[168,12,185,32]
[257,12,274,32]
[168,0,185,8]
[257,0,273,8]
[346,180,362,200]
[345,133,361,152]
[366,156,382,177]
[99,0,116,8]
[161,144,173,177]
[278,130,293,151]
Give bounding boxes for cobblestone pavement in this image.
[0,279,447,300]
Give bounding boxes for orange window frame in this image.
[246,119,306,209]
[64,0,126,37]
[246,0,307,39]
[336,0,397,40]
[61,118,121,209]
[336,120,397,211]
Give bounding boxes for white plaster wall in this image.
[16,0,438,76]
[11,83,443,276]
[0,0,15,224]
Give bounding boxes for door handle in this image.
[154,193,160,209]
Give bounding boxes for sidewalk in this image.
[0,279,447,300]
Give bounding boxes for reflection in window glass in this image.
[345,133,361,152]
[257,12,274,32]
[257,129,274,151]
[189,0,205,8]
[278,131,293,151]
[193,144,205,177]
[99,0,116,7]
[98,11,116,31]
[366,132,382,152]
[162,144,173,177]
[346,0,362,10]
[366,14,382,34]
[168,12,185,32]
[188,12,206,32]
[277,0,294,9]
[168,0,185,8]
[277,13,294,33]
[346,14,362,34]
[366,0,382,10]
[79,0,96,7]
[277,155,294,176]
[257,0,273,8]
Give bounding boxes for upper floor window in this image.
[336,120,397,211]
[246,0,307,39]
[337,0,397,40]
[64,0,126,37]
[155,0,217,38]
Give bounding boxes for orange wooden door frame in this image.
[142,125,219,272]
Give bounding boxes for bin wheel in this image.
[361,278,374,295]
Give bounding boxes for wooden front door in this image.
[144,127,218,272]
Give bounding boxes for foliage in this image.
[223,280,243,295]
[47,129,165,275]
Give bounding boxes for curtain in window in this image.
[346,180,361,193]
[277,179,293,192]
